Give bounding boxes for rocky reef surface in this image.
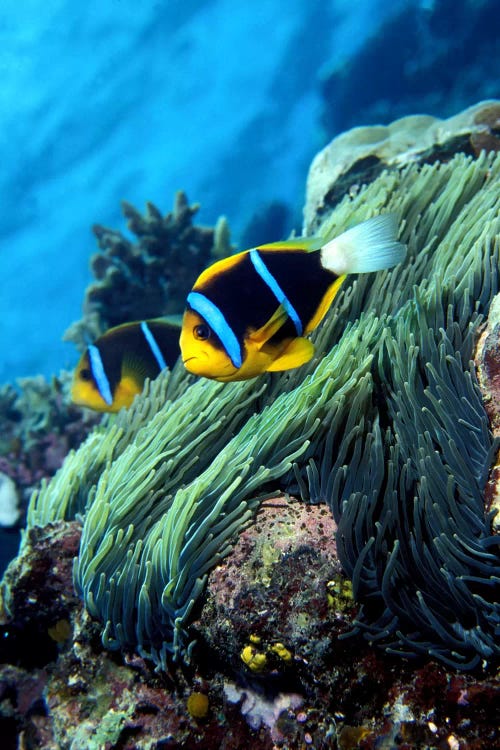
[0,498,498,749]
[1,100,499,749]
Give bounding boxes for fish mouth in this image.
[182,357,196,365]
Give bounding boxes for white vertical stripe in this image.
[141,321,167,370]
[88,344,113,405]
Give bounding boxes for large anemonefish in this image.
[180,214,406,381]
[71,318,181,412]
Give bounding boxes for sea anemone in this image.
[23,149,500,671]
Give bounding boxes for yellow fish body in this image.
[71,318,181,412]
[180,215,405,381]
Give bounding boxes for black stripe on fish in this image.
[89,320,180,398]
[196,248,338,348]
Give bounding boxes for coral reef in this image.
[194,495,345,686]
[0,373,99,504]
[0,521,81,670]
[64,191,233,351]
[20,140,500,674]
[0,373,100,574]
[1,101,500,747]
[34,329,373,667]
[1,497,498,749]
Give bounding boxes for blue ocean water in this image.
[0,0,407,384]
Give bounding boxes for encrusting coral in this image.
[21,149,500,673]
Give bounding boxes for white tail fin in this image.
[320,214,406,275]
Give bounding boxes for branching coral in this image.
[64,191,233,351]
[24,150,500,671]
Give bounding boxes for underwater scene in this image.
[1,0,499,747]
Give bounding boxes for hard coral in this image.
[64,190,233,350]
[305,99,500,232]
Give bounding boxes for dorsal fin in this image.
[256,236,323,252]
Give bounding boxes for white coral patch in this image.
[0,472,20,527]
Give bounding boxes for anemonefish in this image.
[71,318,181,412]
[180,214,406,381]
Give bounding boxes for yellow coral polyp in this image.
[186,691,209,719]
[326,577,353,608]
[240,644,268,672]
[270,642,293,663]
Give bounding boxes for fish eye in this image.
[79,368,92,381]
[193,323,210,340]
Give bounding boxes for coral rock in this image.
[193,494,351,692]
[0,521,81,655]
[304,99,500,232]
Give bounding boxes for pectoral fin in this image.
[121,353,155,384]
[248,305,289,349]
[266,337,315,372]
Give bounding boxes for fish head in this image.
[70,350,115,412]
[180,309,240,380]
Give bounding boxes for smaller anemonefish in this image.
[180,214,406,381]
[71,318,181,412]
